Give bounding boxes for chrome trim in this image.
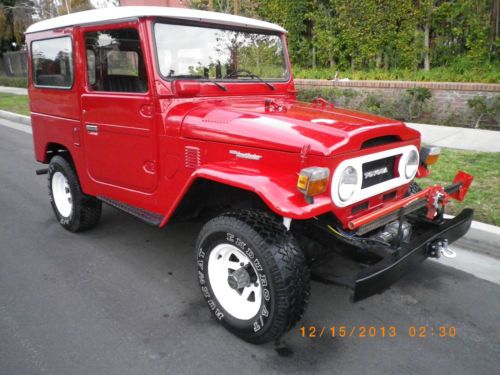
[331,145,419,208]
[229,150,262,160]
[86,124,98,134]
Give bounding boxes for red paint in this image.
[348,187,426,230]
[347,182,467,230]
[450,171,474,201]
[417,164,430,178]
[27,16,468,231]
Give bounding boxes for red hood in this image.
[179,99,420,156]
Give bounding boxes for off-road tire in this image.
[196,210,310,344]
[48,155,102,232]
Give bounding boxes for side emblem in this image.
[229,150,263,161]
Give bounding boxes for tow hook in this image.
[427,239,456,259]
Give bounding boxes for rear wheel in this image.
[48,155,102,232]
[196,210,310,344]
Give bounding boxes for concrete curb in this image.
[0,109,31,126]
[454,220,500,259]
[0,109,498,256]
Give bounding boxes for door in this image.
[81,26,157,193]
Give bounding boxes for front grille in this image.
[361,156,396,188]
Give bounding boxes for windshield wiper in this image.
[169,74,227,91]
[224,69,276,91]
[204,79,227,91]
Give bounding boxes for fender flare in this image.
[160,164,333,226]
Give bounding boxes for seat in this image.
[104,75,147,93]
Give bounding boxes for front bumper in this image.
[353,208,474,301]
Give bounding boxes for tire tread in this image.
[197,209,310,343]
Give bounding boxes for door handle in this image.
[86,124,98,134]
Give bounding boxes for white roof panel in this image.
[26,6,286,34]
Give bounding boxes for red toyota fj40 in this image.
[27,7,474,344]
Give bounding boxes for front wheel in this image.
[196,210,310,344]
[48,155,102,232]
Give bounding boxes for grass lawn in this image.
[419,149,500,226]
[0,93,30,116]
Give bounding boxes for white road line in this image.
[0,118,32,134]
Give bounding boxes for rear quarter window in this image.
[31,37,74,89]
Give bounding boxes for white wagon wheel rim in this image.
[52,171,73,218]
[208,243,263,320]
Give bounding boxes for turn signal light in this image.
[297,167,330,197]
[420,146,441,165]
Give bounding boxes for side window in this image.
[32,37,74,88]
[85,28,148,93]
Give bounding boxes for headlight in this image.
[405,149,419,179]
[338,166,358,201]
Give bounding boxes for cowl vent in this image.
[184,146,201,168]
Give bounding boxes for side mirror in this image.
[173,80,201,97]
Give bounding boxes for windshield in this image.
[154,23,288,81]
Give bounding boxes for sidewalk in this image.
[0,86,27,95]
[406,122,500,153]
[0,86,498,152]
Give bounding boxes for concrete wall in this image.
[295,79,500,129]
[0,51,28,77]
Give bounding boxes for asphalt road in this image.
[1,121,499,375]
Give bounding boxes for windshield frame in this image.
[151,19,291,84]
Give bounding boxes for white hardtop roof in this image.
[26,6,286,34]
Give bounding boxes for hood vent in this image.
[361,135,400,149]
[184,146,201,168]
[202,109,242,125]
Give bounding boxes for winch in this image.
[372,220,412,245]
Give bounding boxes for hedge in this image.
[0,76,27,88]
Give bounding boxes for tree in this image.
[0,0,34,51]
[257,0,312,66]
[187,0,498,72]
[189,0,257,17]
[58,0,93,16]
[490,0,499,59]
[0,0,95,52]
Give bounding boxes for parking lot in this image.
[1,121,499,375]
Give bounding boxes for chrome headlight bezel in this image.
[338,165,359,202]
[404,149,419,179]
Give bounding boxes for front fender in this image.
[160,163,333,226]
